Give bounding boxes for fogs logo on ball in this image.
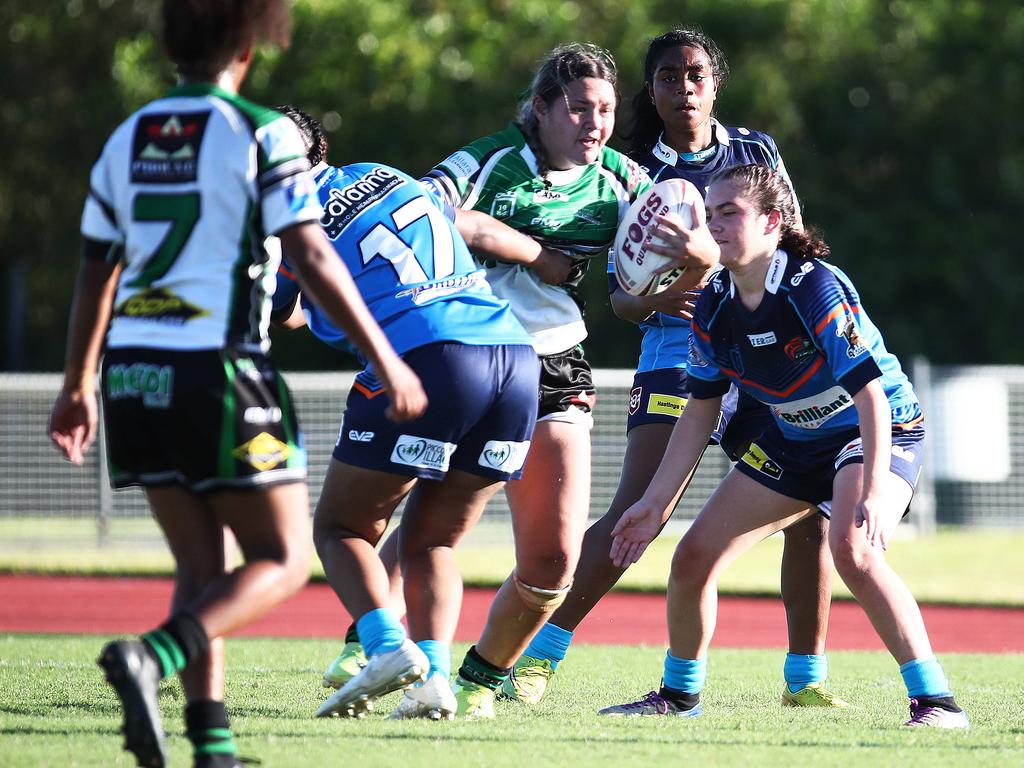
[391,434,455,472]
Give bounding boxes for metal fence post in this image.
[96,398,111,547]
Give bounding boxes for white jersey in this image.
[80,83,322,352]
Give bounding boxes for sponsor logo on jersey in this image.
[747,331,777,347]
[789,261,815,287]
[741,442,783,479]
[766,252,786,292]
[838,310,868,358]
[784,336,816,362]
[321,167,403,240]
[348,430,375,442]
[394,270,488,305]
[628,386,643,415]
[478,440,530,473]
[233,432,291,471]
[441,150,479,180]
[391,435,456,472]
[244,406,282,425]
[105,363,174,408]
[687,338,710,368]
[772,386,854,429]
[114,288,207,324]
[131,112,209,183]
[530,215,559,228]
[533,189,568,203]
[491,191,517,219]
[647,394,687,417]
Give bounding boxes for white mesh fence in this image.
[2,365,1021,549]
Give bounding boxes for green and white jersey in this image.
[423,124,650,355]
[80,83,322,353]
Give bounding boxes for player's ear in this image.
[764,209,783,235]
[533,94,549,118]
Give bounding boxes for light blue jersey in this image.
[274,162,531,357]
[687,251,919,441]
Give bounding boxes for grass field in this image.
[1,636,1020,768]
[2,519,1023,606]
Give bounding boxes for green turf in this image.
[0,635,1020,768]
[3,519,1022,606]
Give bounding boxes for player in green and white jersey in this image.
[48,3,424,766]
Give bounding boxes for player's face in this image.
[648,45,717,139]
[706,180,777,270]
[535,76,617,170]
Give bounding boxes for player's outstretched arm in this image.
[278,221,427,423]
[49,258,121,464]
[455,209,572,285]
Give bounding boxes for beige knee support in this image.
[513,571,572,613]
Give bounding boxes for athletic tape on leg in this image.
[513,571,572,613]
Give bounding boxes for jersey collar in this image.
[728,249,788,299]
[164,82,235,100]
[652,120,730,166]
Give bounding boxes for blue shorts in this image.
[626,368,772,460]
[733,421,926,511]
[334,342,540,482]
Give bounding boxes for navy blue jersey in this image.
[608,120,797,373]
[274,162,531,359]
[686,250,919,441]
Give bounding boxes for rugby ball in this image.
[613,178,706,296]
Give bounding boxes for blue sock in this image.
[355,608,406,658]
[662,652,707,694]
[523,622,574,671]
[899,657,952,698]
[784,653,828,693]
[417,640,451,680]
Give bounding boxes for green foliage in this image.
[0,636,1021,767]
[2,0,1022,368]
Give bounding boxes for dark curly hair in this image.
[275,105,329,166]
[712,165,829,261]
[625,27,729,156]
[163,0,292,80]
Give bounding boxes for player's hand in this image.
[647,202,720,273]
[48,388,98,465]
[378,358,428,423]
[854,491,896,549]
[641,286,703,322]
[530,247,573,285]
[609,499,662,568]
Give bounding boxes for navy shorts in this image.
[733,421,926,511]
[625,368,772,460]
[101,347,306,493]
[334,342,540,481]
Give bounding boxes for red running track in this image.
[2,574,1022,653]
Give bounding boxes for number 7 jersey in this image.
[80,83,323,352]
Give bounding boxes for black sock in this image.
[914,694,962,713]
[659,684,700,710]
[142,612,210,679]
[185,700,237,764]
[457,645,511,690]
[344,623,360,644]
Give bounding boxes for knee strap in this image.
[513,571,571,613]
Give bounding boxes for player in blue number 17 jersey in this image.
[270,108,540,721]
[601,165,969,729]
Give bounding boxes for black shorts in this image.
[538,345,596,426]
[625,368,772,461]
[101,347,306,493]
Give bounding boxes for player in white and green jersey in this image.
[48,3,424,766]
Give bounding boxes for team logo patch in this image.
[838,310,867,358]
[687,337,710,368]
[114,287,207,324]
[747,332,777,347]
[784,336,816,362]
[628,386,643,416]
[131,112,209,183]
[234,432,290,471]
[647,394,686,418]
[105,363,174,409]
[491,191,517,219]
[741,442,783,479]
[478,440,530,473]
[391,435,455,472]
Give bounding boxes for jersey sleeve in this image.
[80,141,123,247]
[685,315,730,399]
[421,132,503,209]
[418,179,458,223]
[255,116,323,236]
[790,262,881,395]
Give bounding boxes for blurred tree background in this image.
[1,0,1022,371]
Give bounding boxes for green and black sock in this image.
[186,699,238,768]
[141,612,210,679]
[457,645,511,690]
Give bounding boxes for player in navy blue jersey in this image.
[599,165,969,728]
[514,27,840,710]
[269,108,544,721]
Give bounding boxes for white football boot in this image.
[388,672,457,721]
[316,639,428,718]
